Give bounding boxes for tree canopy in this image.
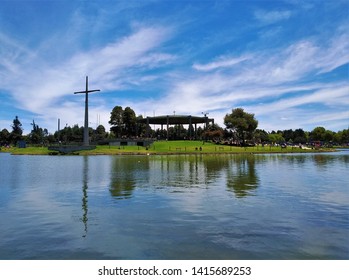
[224,108,258,145]
[109,106,138,137]
[10,116,23,144]
[109,106,124,137]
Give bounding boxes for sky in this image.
[0,0,348,135]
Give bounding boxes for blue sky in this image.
[0,0,348,134]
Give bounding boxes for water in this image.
[0,151,348,259]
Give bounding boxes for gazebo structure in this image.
[137,115,214,139]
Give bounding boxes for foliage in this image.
[254,129,269,143]
[202,123,224,140]
[93,125,107,141]
[0,129,10,145]
[123,107,137,136]
[109,106,124,137]
[1,110,348,148]
[268,133,285,144]
[109,106,138,137]
[29,120,48,144]
[137,115,148,137]
[224,108,258,145]
[309,126,337,143]
[10,116,23,145]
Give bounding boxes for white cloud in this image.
[316,32,349,74]
[254,9,292,24]
[0,25,174,133]
[1,5,348,134]
[193,55,251,71]
[133,29,349,131]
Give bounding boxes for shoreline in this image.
[1,148,338,156]
[1,140,341,156]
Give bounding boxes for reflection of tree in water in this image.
[157,155,231,189]
[109,157,149,199]
[226,155,259,198]
[202,155,230,181]
[108,155,260,199]
[312,154,336,168]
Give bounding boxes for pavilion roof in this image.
[137,115,214,125]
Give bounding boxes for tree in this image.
[310,127,326,142]
[10,116,23,145]
[254,129,269,143]
[71,124,83,142]
[293,128,307,144]
[123,107,137,137]
[0,128,10,145]
[203,123,224,141]
[224,108,258,145]
[136,115,148,137]
[94,125,106,141]
[268,133,285,144]
[339,129,349,144]
[54,124,83,143]
[109,106,124,137]
[282,129,294,143]
[324,129,334,143]
[29,120,45,144]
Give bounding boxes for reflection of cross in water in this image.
[81,156,89,237]
[74,76,100,146]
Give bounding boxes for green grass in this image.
[1,140,332,155]
[0,146,50,155]
[151,140,307,154]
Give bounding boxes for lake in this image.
[0,150,348,259]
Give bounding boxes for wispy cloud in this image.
[254,9,292,25]
[0,1,348,134]
[0,25,174,132]
[193,55,251,71]
[140,27,349,130]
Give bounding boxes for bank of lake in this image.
[0,140,336,155]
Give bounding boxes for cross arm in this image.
[74,89,101,94]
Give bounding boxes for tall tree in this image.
[224,108,258,145]
[109,106,124,137]
[29,120,45,144]
[10,116,23,145]
[123,107,137,136]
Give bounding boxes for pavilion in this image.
[137,115,214,139]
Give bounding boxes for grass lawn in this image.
[150,140,309,154]
[1,140,327,155]
[0,146,50,155]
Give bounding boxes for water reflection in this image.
[108,155,260,199]
[154,155,213,190]
[109,156,150,199]
[226,155,259,198]
[81,156,88,237]
[0,151,348,260]
[107,152,347,202]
